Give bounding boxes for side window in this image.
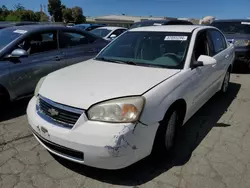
[193,31,212,61]
[209,30,226,55]
[86,26,100,31]
[59,31,95,49]
[18,31,57,55]
[110,29,124,37]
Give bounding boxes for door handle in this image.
[225,54,229,59]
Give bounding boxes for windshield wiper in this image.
[95,57,138,65]
[95,57,175,68]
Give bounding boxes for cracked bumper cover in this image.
[27,97,156,170]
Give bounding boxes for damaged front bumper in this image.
[27,96,157,170]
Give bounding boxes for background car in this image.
[0,24,109,104]
[90,26,127,41]
[0,21,39,29]
[74,23,106,31]
[129,19,193,29]
[211,19,250,69]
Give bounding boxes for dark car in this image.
[74,24,106,32]
[129,19,193,29]
[0,21,39,29]
[0,25,109,103]
[211,19,250,68]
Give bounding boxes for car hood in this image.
[39,59,180,109]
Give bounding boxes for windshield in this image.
[211,21,250,34]
[0,29,23,50]
[90,28,111,37]
[96,31,191,69]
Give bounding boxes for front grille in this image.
[37,95,84,128]
[32,129,84,161]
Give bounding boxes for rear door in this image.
[8,29,65,98]
[207,29,229,86]
[58,30,106,66]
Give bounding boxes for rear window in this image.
[211,21,250,34]
[130,22,165,29]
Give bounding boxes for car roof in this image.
[133,19,192,24]
[129,25,212,33]
[75,23,105,27]
[95,26,127,30]
[0,24,84,33]
[212,19,250,23]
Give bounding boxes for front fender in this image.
[140,70,191,125]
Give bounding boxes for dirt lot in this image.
[0,72,249,188]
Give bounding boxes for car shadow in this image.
[0,97,31,122]
[53,82,241,186]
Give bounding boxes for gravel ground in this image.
[0,72,249,188]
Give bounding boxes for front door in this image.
[188,30,216,113]
[8,30,64,98]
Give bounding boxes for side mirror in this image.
[192,55,217,68]
[110,34,117,39]
[7,49,28,59]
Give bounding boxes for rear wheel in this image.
[220,69,230,94]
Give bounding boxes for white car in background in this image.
[90,26,127,41]
[27,25,235,170]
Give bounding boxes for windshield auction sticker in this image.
[13,29,27,34]
[164,36,188,41]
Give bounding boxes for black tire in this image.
[220,69,230,94]
[152,108,181,158]
[0,87,10,107]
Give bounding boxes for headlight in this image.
[87,96,145,123]
[34,76,46,97]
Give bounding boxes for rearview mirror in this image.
[197,55,217,66]
[7,49,28,59]
[192,55,217,68]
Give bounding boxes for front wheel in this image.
[152,109,180,157]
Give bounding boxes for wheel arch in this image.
[150,98,187,155]
[163,98,187,125]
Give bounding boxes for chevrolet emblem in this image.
[48,108,59,116]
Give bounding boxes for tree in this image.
[62,8,73,23]
[5,14,20,21]
[48,0,63,22]
[0,5,10,20]
[71,6,85,24]
[14,3,25,11]
[40,12,49,22]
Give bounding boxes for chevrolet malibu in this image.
[27,25,235,170]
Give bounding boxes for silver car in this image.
[0,25,109,104]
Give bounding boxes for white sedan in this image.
[90,26,127,41]
[27,25,235,170]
